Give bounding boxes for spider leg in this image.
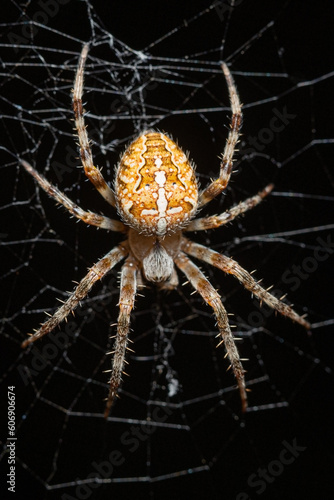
[104,256,137,418]
[21,160,125,231]
[186,184,273,232]
[21,244,128,349]
[174,251,247,412]
[181,238,311,330]
[73,43,116,207]
[198,63,242,208]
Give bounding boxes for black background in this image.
[1,1,334,499]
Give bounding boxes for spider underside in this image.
[21,44,310,418]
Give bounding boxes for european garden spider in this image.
[21,44,310,417]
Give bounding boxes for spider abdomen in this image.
[115,131,198,236]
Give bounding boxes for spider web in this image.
[1,1,333,499]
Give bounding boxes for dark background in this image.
[0,1,333,499]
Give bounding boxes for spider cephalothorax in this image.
[21,43,310,418]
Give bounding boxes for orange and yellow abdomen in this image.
[115,132,198,236]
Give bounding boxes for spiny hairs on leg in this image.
[186,183,274,232]
[198,62,242,208]
[175,252,248,412]
[21,160,125,232]
[21,245,128,348]
[72,43,116,207]
[181,238,311,330]
[104,257,137,418]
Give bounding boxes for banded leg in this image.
[21,244,128,348]
[174,251,247,412]
[181,238,311,330]
[73,43,116,207]
[198,63,242,208]
[104,256,137,418]
[21,161,125,231]
[186,184,273,232]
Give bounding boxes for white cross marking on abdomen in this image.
[155,170,168,216]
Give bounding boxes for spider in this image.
[21,44,310,418]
